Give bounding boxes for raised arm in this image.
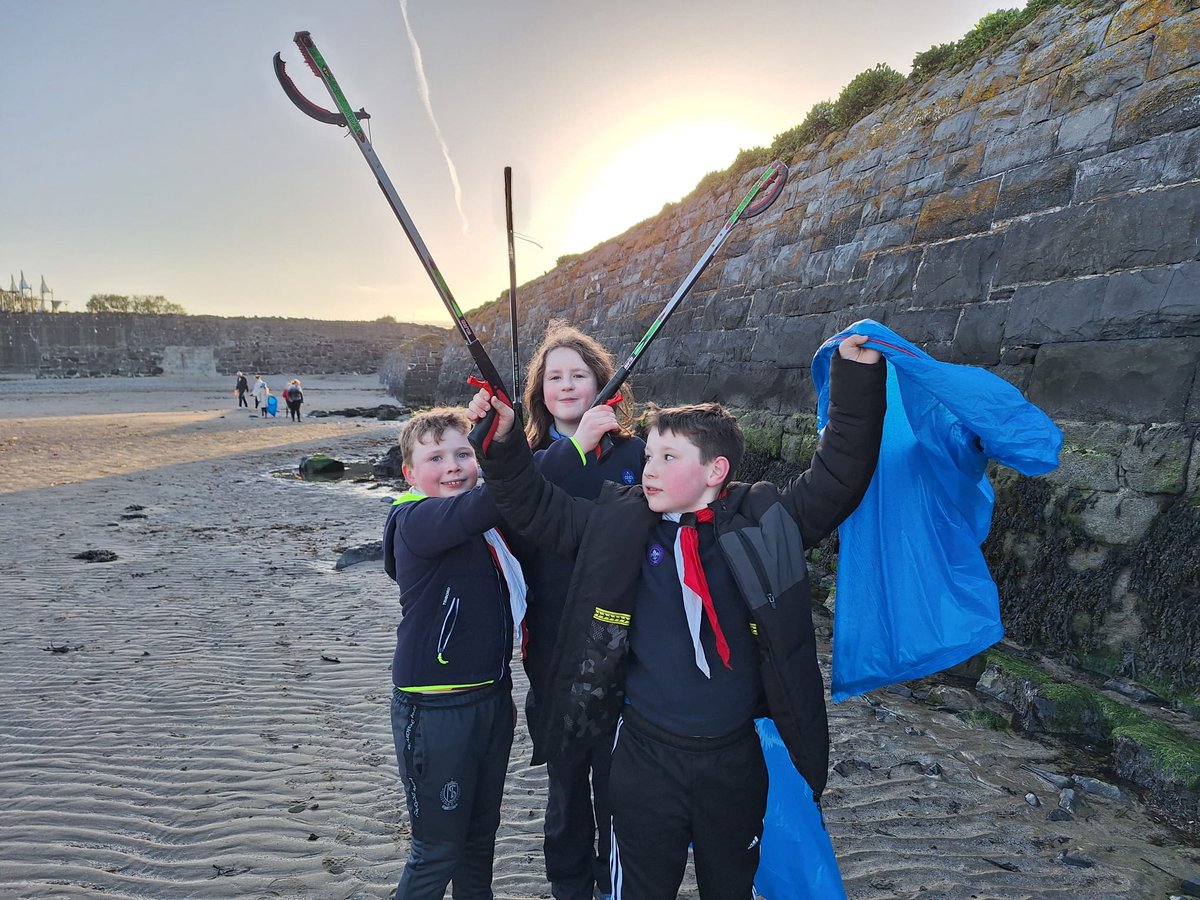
[784,348,887,548]
[469,390,605,559]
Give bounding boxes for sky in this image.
[2,0,1014,324]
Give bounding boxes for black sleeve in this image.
[481,433,593,558]
[393,486,502,559]
[783,353,887,548]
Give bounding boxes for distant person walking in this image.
[284,379,304,422]
[234,372,249,408]
[253,376,270,417]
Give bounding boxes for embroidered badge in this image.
[623,469,635,485]
[647,543,665,567]
[440,779,460,811]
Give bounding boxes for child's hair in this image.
[398,407,471,468]
[644,402,744,489]
[523,320,635,447]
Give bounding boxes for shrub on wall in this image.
[832,63,906,128]
[910,0,1065,80]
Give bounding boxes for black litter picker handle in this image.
[590,159,789,457]
[273,31,513,455]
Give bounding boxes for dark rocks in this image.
[74,549,118,563]
[334,541,384,571]
[299,455,345,477]
[372,446,405,480]
[319,405,409,421]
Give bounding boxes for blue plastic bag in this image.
[812,321,1061,702]
[266,395,278,417]
[754,718,845,899]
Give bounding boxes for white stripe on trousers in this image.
[610,716,625,900]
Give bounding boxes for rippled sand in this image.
[0,375,1194,898]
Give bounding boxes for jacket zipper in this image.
[735,531,776,608]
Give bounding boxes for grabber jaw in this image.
[272,34,370,128]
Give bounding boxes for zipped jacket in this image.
[383,486,512,691]
[522,433,645,698]
[479,355,885,799]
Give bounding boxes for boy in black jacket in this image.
[467,335,885,899]
[382,407,522,900]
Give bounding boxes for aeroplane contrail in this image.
[399,0,469,235]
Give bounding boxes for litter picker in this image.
[273,31,512,450]
[592,159,789,456]
[504,166,523,426]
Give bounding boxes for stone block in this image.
[1028,338,1200,424]
[719,253,751,288]
[749,314,837,367]
[1004,277,1112,344]
[1050,33,1153,115]
[912,233,1005,309]
[858,217,917,255]
[993,182,1200,285]
[960,66,1020,108]
[861,248,922,304]
[931,108,978,152]
[913,178,1002,243]
[778,283,861,317]
[1056,97,1119,151]
[1074,127,1200,203]
[1106,0,1178,45]
[828,241,864,283]
[995,155,1078,221]
[700,295,752,334]
[1146,9,1200,79]
[950,301,1008,366]
[1020,72,1061,129]
[859,185,907,228]
[1120,423,1193,494]
[904,172,946,201]
[982,119,1061,177]
[1101,263,1200,337]
[1018,12,1114,83]
[1111,70,1200,150]
[1078,489,1162,545]
[815,204,863,252]
[942,144,987,187]
[1045,422,1127,492]
[885,307,960,346]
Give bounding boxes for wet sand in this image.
[0,375,1195,898]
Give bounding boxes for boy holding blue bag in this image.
[467,335,885,898]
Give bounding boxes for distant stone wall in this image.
[0,312,446,378]
[428,0,1200,688]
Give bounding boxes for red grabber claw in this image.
[466,376,510,455]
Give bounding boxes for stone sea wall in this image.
[426,0,1200,689]
[0,312,444,378]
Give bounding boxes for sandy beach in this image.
[0,375,1195,899]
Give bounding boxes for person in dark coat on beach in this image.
[467,333,885,899]
[234,372,249,408]
[284,379,304,422]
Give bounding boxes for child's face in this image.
[402,428,479,498]
[542,347,598,432]
[642,428,725,514]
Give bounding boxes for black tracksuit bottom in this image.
[390,678,515,900]
[608,707,767,900]
[544,728,613,900]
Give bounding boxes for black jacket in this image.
[521,433,645,698]
[480,355,885,799]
